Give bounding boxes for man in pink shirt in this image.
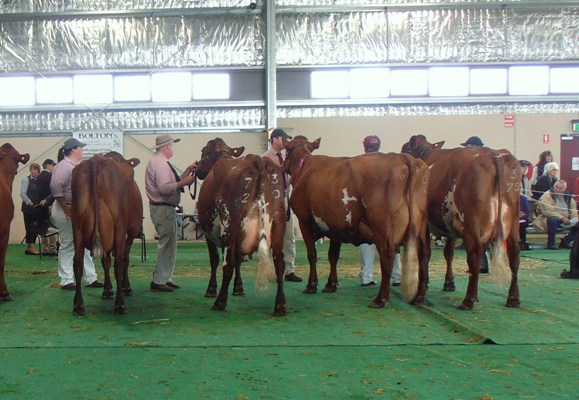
[145,135,197,292]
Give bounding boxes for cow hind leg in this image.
[370,240,394,308]
[72,249,86,316]
[0,237,12,301]
[101,253,114,300]
[413,224,431,305]
[443,237,457,292]
[121,239,134,297]
[232,262,244,296]
[204,240,220,298]
[299,223,319,294]
[457,239,482,311]
[212,249,236,311]
[322,240,341,293]
[505,233,520,308]
[113,254,128,315]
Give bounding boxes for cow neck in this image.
[290,153,311,186]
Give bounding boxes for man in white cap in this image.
[50,138,103,290]
[358,135,401,287]
[145,135,197,292]
[262,128,302,282]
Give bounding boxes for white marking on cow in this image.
[442,184,464,229]
[345,211,352,224]
[341,188,357,205]
[313,214,330,232]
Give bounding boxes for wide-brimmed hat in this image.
[461,136,484,147]
[62,138,87,151]
[42,158,56,167]
[270,128,292,140]
[152,134,181,149]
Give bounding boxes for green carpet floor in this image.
[0,241,577,399]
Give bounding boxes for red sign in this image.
[504,114,515,128]
[543,133,550,144]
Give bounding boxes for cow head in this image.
[283,135,321,181]
[196,137,245,180]
[401,135,444,159]
[0,143,30,174]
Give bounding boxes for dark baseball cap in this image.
[461,136,484,147]
[270,128,292,140]
[363,135,381,148]
[62,138,87,151]
[42,158,56,167]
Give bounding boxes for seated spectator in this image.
[532,162,559,201]
[534,180,578,250]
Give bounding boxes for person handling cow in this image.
[20,162,41,255]
[50,138,103,290]
[261,128,303,283]
[145,134,197,292]
[358,135,401,287]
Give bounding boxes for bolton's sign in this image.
[73,131,123,157]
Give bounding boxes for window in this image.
[390,69,428,96]
[36,76,73,104]
[0,76,35,106]
[74,74,113,104]
[152,72,192,102]
[311,70,349,98]
[192,73,230,100]
[114,75,151,102]
[470,68,507,95]
[509,66,549,95]
[429,67,469,97]
[349,68,390,98]
[550,67,579,93]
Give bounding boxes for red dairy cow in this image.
[71,151,143,315]
[0,144,30,301]
[195,138,288,316]
[284,136,430,307]
[401,134,521,310]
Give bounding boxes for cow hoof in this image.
[211,302,227,311]
[274,306,287,316]
[368,299,386,308]
[0,294,13,302]
[506,297,520,308]
[73,307,86,316]
[303,285,317,294]
[114,306,128,315]
[205,288,217,298]
[102,290,114,300]
[443,282,456,291]
[322,285,337,293]
[457,301,474,311]
[412,295,426,305]
[123,288,133,297]
[232,287,245,296]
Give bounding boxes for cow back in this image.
[72,154,143,254]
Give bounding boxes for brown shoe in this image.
[150,282,173,292]
[61,283,76,290]
[284,272,303,282]
[85,280,104,288]
[166,282,181,289]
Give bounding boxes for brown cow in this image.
[283,136,429,307]
[401,135,521,310]
[0,144,30,302]
[71,151,143,315]
[196,138,288,316]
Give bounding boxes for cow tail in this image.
[490,152,510,287]
[91,161,104,260]
[401,157,419,302]
[254,161,275,295]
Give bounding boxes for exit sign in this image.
[573,121,579,132]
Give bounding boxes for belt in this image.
[150,202,175,207]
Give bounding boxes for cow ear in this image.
[19,154,30,165]
[128,158,140,168]
[432,141,445,149]
[409,135,417,149]
[232,146,245,157]
[312,138,321,150]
